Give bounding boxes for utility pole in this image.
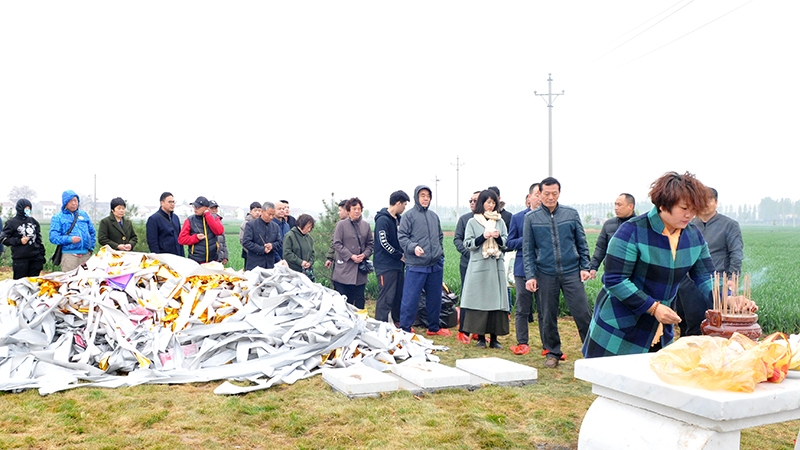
[434,175,441,215]
[451,156,465,218]
[534,73,564,177]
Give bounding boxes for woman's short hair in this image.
[474,189,499,215]
[649,171,710,213]
[345,197,363,211]
[296,214,315,230]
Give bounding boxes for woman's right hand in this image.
[654,304,682,325]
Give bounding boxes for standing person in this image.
[1,199,46,279]
[588,193,636,280]
[242,202,282,271]
[178,196,225,264]
[281,199,297,229]
[272,200,291,262]
[583,172,756,358]
[209,200,228,265]
[487,186,513,232]
[508,183,542,356]
[399,185,450,337]
[240,201,262,268]
[373,190,410,325]
[283,213,316,280]
[675,187,744,336]
[146,192,184,256]
[459,189,510,348]
[454,191,481,343]
[98,197,138,251]
[332,197,373,310]
[523,177,592,368]
[50,190,96,272]
[325,200,348,269]
[0,217,4,258]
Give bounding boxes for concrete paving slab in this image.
[456,357,538,383]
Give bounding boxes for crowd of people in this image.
[0,172,756,368]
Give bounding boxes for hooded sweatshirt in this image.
[398,185,443,268]
[373,207,404,273]
[49,190,96,254]
[1,199,46,260]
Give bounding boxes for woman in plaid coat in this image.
[583,172,757,358]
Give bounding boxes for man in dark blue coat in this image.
[146,192,184,256]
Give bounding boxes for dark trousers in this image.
[537,272,592,358]
[514,276,541,345]
[675,276,709,336]
[458,263,468,333]
[333,282,366,309]
[400,267,443,333]
[375,270,404,323]
[13,257,44,280]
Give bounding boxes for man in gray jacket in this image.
[523,177,592,368]
[676,187,743,336]
[398,185,451,337]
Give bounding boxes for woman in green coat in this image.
[98,197,138,251]
[283,214,316,281]
[459,189,510,349]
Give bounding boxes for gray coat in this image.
[459,215,509,312]
[332,217,373,286]
[398,185,443,268]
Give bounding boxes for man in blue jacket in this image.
[523,177,592,368]
[508,182,541,356]
[373,190,410,324]
[398,185,450,337]
[49,190,96,272]
[146,192,184,256]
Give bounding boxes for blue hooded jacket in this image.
[49,190,96,254]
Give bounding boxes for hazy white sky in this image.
[2,1,797,219]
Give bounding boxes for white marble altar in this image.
[574,353,800,450]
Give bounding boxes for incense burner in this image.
[701,310,762,340]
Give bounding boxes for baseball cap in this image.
[191,196,210,207]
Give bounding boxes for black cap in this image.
[191,196,210,207]
[249,201,262,210]
[209,200,219,208]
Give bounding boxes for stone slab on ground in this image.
[390,360,472,389]
[456,357,538,384]
[322,364,399,398]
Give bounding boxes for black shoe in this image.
[489,340,502,349]
[476,340,487,348]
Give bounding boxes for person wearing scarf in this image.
[458,189,510,348]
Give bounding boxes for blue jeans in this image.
[400,266,443,333]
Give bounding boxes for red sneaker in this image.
[541,349,567,361]
[426,328,452,337]
[510,344,530,355]
[471,333,479,341]
[456,332,471,344]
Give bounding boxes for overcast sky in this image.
[2,1,797,219]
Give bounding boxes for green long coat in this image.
[97,213,138,251]
[459,216,509,312]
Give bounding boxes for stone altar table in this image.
[574,353,800,450]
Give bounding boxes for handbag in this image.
[351,221,374,274]
[50,213,79,266]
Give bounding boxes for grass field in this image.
[2,225,800,449]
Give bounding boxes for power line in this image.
[620,0,756,68]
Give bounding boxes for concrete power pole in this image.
[452,156,465,218]
[434,175,441,215]
[534,73,565,177]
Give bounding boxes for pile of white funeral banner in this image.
[0,246,447,396]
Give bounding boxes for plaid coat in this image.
[582,207,716,357]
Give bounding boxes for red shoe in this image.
[426,328,452,337]
[471,334,479,341]
[456,332,471,344]
[541,349,567,361]
[510,344,530,355]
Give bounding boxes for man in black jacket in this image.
[373,190,410,324]
[1,199,46,279]
[589,193,636,279]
